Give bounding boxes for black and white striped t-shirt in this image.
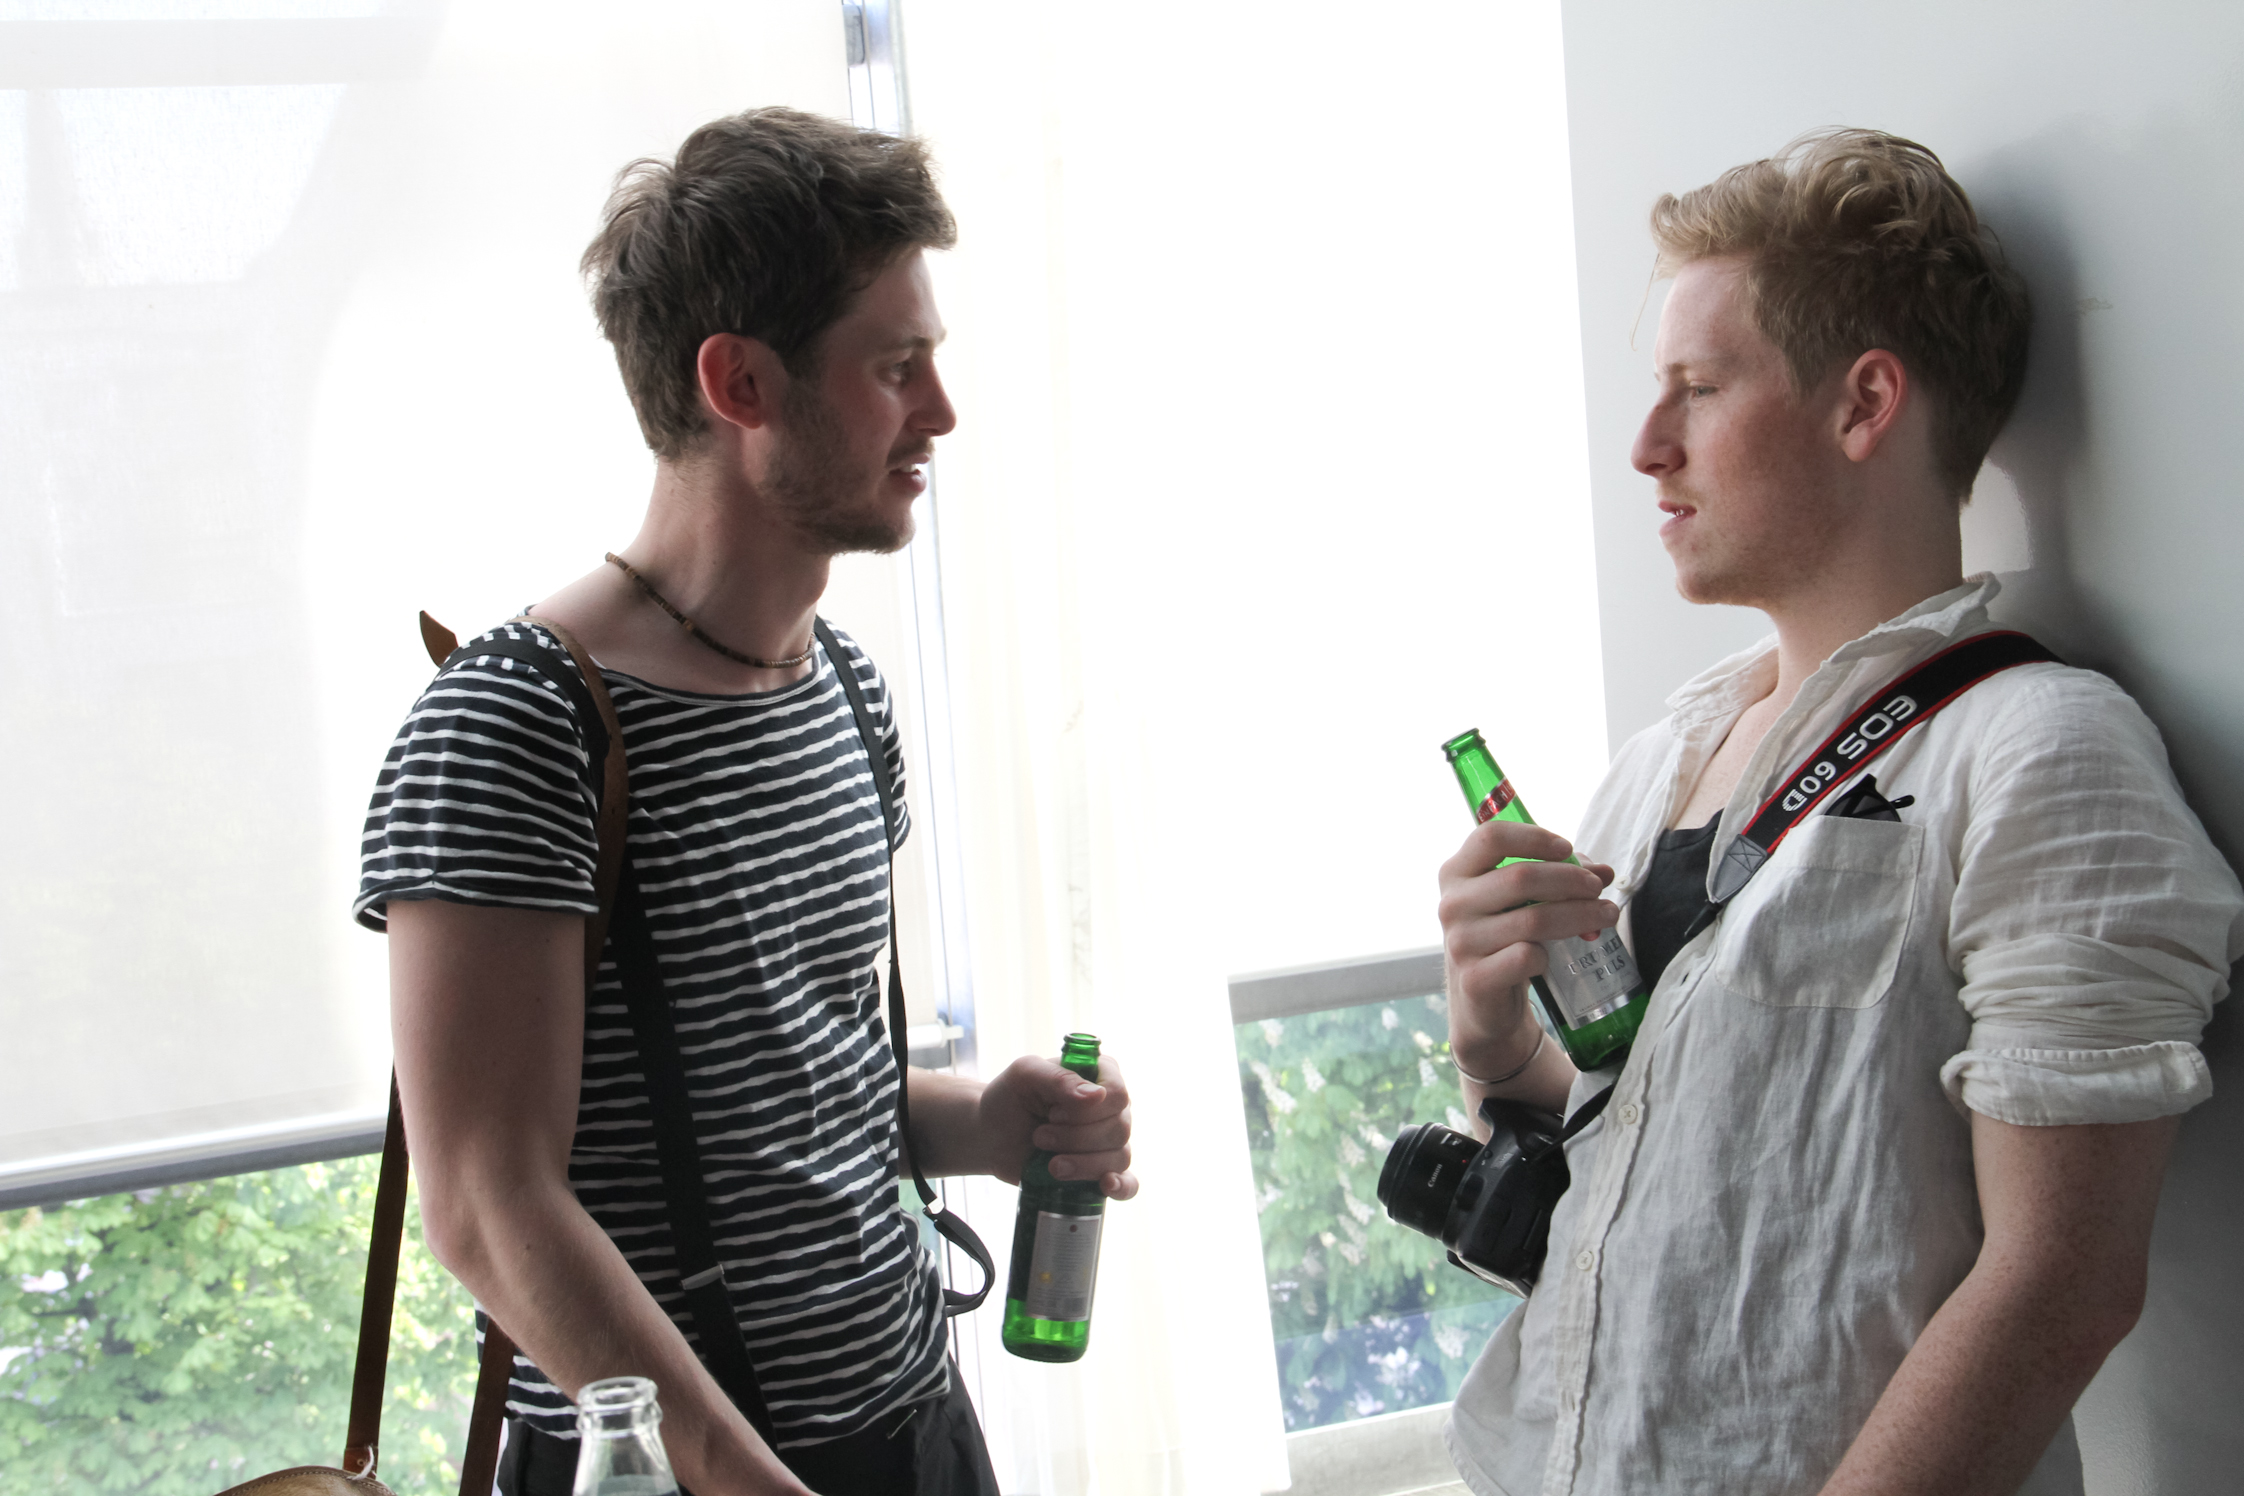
[355,619,947,1447]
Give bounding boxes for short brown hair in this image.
[1650,129,2030,498]
[581,107,957,459]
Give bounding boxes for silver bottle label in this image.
[1541,928,1640,1028]
[1022,1211,1102,1322]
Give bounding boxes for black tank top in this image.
[1629,814,1720,993]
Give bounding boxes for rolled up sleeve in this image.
[1943,674,2244,1126]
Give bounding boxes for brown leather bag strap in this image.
[458,1317,518,1496]
[341,1076,411,1478]
[426,612,629,1493]
[329,616,481,1479]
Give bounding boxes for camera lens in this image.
[1378,1122,1483,1240]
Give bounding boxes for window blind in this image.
[0,0,866,1209]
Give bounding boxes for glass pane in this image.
[1236,990,1520,1432]
[0,1158,475,1493]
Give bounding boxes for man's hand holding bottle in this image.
[1439,819,1618,1107]
[1436,733,1652,1094]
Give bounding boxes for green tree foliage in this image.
[0,1158,479,1495]
[1237,993,1519,1430]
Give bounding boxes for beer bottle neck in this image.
[1447,744,1510,823]
[1058,1032,1101,1083]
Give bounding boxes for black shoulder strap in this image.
[813,618,996,1316]
[1707,631,2058,903]
[603,620,993,1449]
[446,622,785,1438]
[610,867,778,1439]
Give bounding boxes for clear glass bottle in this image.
[1001,1032,1107,1362]
[572,1376,681,1496]
[1442,729,1647,1070]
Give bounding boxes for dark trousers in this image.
[496,1364,1001,1496]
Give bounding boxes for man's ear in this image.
[1835,347,1910,463]
[695,332,788,434]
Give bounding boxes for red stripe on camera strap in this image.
[1706,631,2057,904]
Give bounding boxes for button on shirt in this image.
[1444,578,2244,1496]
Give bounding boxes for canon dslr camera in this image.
[1377,1090,1606,1297]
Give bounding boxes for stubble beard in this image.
[1660,482,1745,606]
[1667,490,1843,615]
[767,383,916,556]
[1662,425,1843,612]
[1672,520,1799,611]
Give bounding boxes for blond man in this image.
[1435,131,2242,1496]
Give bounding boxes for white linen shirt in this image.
[1445,577,2244,1496]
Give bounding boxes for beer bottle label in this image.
[1542,928,1641,1028]
[1475,780,1519,821]
[1022,1211,1103,1322]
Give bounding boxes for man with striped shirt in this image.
[357,109,1136,1496]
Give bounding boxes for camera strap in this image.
[1561,1084,1615,1137]
[1705,630,2057,904]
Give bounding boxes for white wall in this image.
[1558,3,2244,1490]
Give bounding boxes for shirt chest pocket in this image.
[1707,816,1925,1010]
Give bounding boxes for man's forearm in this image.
[903,1067,997,1176]
[1446,962,1579,1122]
[1817,1114,2174,1496]
[431,1176,808,1496]
[1815,1251,2128,1496]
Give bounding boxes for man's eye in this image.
[1686,384,1715,399]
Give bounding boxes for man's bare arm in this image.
[388,899,810,1496]
[1817,1112,2178,1496]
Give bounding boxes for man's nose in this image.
[1632,405,1679,479]
[917,363,958,437]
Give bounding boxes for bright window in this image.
[903,3,1597,1487]
[1231,964,1519,1432]
[4,3,1598,1491]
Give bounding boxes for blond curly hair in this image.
[1651,129,2031,498]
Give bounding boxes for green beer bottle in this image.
[1001,1032,1107,1362]
[1442,729,1647,1071]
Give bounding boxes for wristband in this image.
[1451,1028,1546,1088]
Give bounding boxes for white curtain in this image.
[904,3,1603,1490]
